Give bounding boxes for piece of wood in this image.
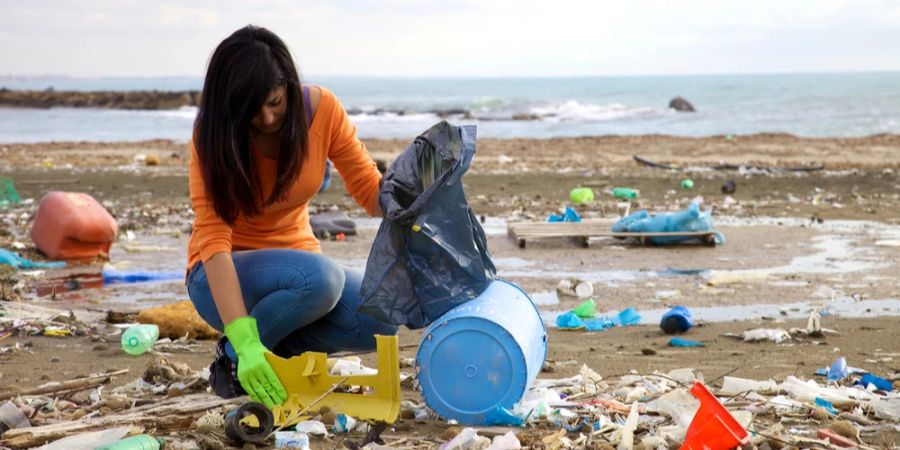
[1,394,240,449]
[0,369,129,401]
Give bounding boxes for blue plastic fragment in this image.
[548,206,582,223]
[828,357,849,381]
[101,269,183,284]
[857,373,894,391]
[0,248,65,270]
[669,337,705,347]
[815,397,838,415]
[584,318,612,331]
[612,307,641,326]
[556,311,585,329]
[484,406,524,426]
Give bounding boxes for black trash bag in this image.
[359,121,496,329]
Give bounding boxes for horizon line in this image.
[2,68,899,81]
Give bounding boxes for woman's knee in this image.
[282,253,345,316]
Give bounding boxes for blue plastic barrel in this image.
[416,279,548,425]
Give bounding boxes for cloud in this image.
[0,0,898,77]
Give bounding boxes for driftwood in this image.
[633,154,824,172]
[1,394,240,449]
[0,369,129,402]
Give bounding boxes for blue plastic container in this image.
[416,279,547,425]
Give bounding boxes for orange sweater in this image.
[186,87,381,270]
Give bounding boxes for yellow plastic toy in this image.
[265,334,401,427]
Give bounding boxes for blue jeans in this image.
[187,249,397,356]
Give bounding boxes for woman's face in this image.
[251,85,287,135]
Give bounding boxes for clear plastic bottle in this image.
[95,435,162,450]
[121,324,159,355]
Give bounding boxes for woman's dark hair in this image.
[194,25,307,224]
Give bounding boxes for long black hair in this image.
[194,25,307,225]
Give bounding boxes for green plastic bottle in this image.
[95,435,163,450]
[121,324,159,355]
[611,187,638,199]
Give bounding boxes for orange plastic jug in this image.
[31,192,118,259]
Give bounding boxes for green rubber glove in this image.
[223,316,287,408]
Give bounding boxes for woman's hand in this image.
[224,316,287,407]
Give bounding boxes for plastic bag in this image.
[612,202,725,244]
[360,121,496,329]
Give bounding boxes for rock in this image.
[137,300,219,339]
[512,113,542,121]
[669,96,695,112]
[641,348,657,355]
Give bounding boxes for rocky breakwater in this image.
[0,88,201,110]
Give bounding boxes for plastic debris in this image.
[274,430,311,449]
[332,413,358,434]
[556,278,593,299]
[680,381,749,450]
[857,373,893,391]
[668,337,704,347]
[294,420,329,436]
[660,306,693,334]
[680,178,694,190]
[568,188,594,205]
[101,270,183,284]
[94,435,163,450]
[120,324,159,355]
[0,248,65,270]
[0,401,30,432]
[571,299,596,318]
[484,406,524,427]
[612,202,725,245]
[815,397,839,415]
[718,377,777,396]
[612,307,641,326]
[487,431,521,450]
[828,356,850,381]
[733,328,791,343]
[555,311,585,330]
[547,206,582,223]
[440,427,490,450]
[611,187,639,198]
[0,177,21,208]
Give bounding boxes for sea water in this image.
[1,72,898,142]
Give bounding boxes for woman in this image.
[186,25,397,408]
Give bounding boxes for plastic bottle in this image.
[121,324,159,355]
[95,435,162,450]
[611,187,638,199]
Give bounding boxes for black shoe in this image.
[208,337,246,399]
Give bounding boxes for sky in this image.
[1,0,900,78]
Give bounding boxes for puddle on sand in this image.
[540,296,900,326]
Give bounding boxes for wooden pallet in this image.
[507,220,719,248]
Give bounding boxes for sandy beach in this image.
[1,135,899,448]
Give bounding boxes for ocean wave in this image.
[529,100,664,122]
[348,111,443,123]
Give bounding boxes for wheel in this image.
[224,401,274,444]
